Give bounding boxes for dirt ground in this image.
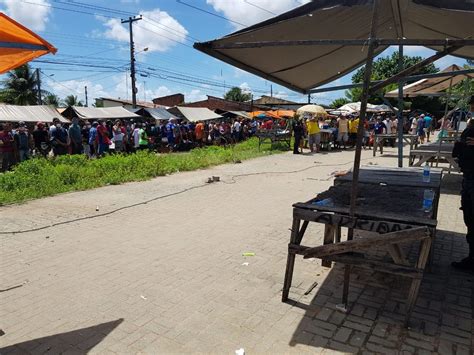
[0,146,472,354]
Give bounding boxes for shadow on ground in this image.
[0,319,123,354]
[286,229,473,353]
[441,173,463,195]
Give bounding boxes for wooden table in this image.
[255,129,291,151]
[373,134,418,156]
[282,172,439,325]
[409,143,459,173]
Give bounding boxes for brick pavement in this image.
[0,147,472,354]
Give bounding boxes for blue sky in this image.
[0,0,469,105]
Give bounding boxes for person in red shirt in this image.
[0,123,15,172]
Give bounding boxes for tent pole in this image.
[344,0,379,307]
[437,70,454,166]
[397,44,404,167]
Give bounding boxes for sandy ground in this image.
[0,145,471,354]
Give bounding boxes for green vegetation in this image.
[0,138,286,205]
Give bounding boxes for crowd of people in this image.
[0,116,285,172]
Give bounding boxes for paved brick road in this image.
[1,147,472,354]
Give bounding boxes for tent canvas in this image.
[0,104,68,123]
[62,106,141,120]
[385,64,474,98]
[144,107,179,121]
[172,107,223,122]
[194,0,474,94]
[0,13,56,74]
[336,102,394,113]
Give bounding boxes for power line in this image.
[243,0,277,15]
[21,0,118,19]
[176,0,247,27]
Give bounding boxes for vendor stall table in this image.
[409,143,459,172]
[373,134,418,156]
[319,129,334,151]
[282,167,440,325]
[255,129,291,151]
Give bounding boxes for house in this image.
[96,97,157,109]
[182,95,267,112]
[152,93,185,107]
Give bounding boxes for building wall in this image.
[152,94,184,107]
[182,96,256,112]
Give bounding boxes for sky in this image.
[0,0,470,106]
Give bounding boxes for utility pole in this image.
[307,93,311,104]
[270,84,273,98]
[36,68,42,105]
[121,16,142,108]
[85,86,88,107]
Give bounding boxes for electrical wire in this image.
[0,158,368,235]
[243,0,277,15]
[176,0,247,27]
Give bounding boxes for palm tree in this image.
[64,94,84,107]
[0,64,45,105]
[43,93,62,107]
[224,87,252,102]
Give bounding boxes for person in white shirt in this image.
[133,123,140,150]
[383,117,392,134]
[232,120,241,142]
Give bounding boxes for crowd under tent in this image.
[385,64,474,98]
[61,106,141,121]
[0,105,68,123]
[168,107,223,122]
[0,13,56,74]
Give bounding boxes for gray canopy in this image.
[194,0,474,94]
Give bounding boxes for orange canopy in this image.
[269,109,295,118]
[0,13,57,74]
[249,110,281,119]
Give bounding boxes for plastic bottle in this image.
[423,189,434,212]
[423,163,431,183]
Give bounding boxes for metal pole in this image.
[270,84,273,98]
[344,0,379,308]
[36,68,42,105]
[122,16,142,109]
[307,94,311,104]
[397,44,404,167]
[85,85,88,107]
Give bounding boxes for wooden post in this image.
[346,0,379,309]
[397,44,404,167]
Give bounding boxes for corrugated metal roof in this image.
[0,104,68,123]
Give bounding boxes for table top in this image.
[335,166,443,189]
[295,182,437,226]
[411,143,454,153]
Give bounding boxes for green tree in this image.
[329,97,350,108]
[43,94,62,107]
[224,87,252,102]
[347,52,438,104]
[64,94,83,107]
[0,64,47,105]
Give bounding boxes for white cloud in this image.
[186,89,207,102]
[239,82,252,93]
[101,8,188,53]
[0,0,51,31]
[207,0,311,29]
[45,78,111,103]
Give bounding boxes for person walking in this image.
[452,118,474,272]
[292,118,304,154]
[0,123,15,171]
[14,121,31,162]
[88,122,98,157]
[32,122,50,157]
[112,120,125,153]
[50,120,69,156]
[337,114,349,149]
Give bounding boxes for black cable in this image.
[176,0,247,27]
[0,158,371,235]
[0,184,210,235]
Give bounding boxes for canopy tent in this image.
[0,104,68,123]
[170,107,223,122]
[270,109,295,118]
[194,0,474,94]
[385,64,474,98]
[249,110,281,119]
[335,102,394,114]
[0,13,57,74]
[222,111,253,119]
[296,104,328,118]
[142,107,179,121]
[61,106,141,121]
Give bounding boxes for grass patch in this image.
[0,138,288,205]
